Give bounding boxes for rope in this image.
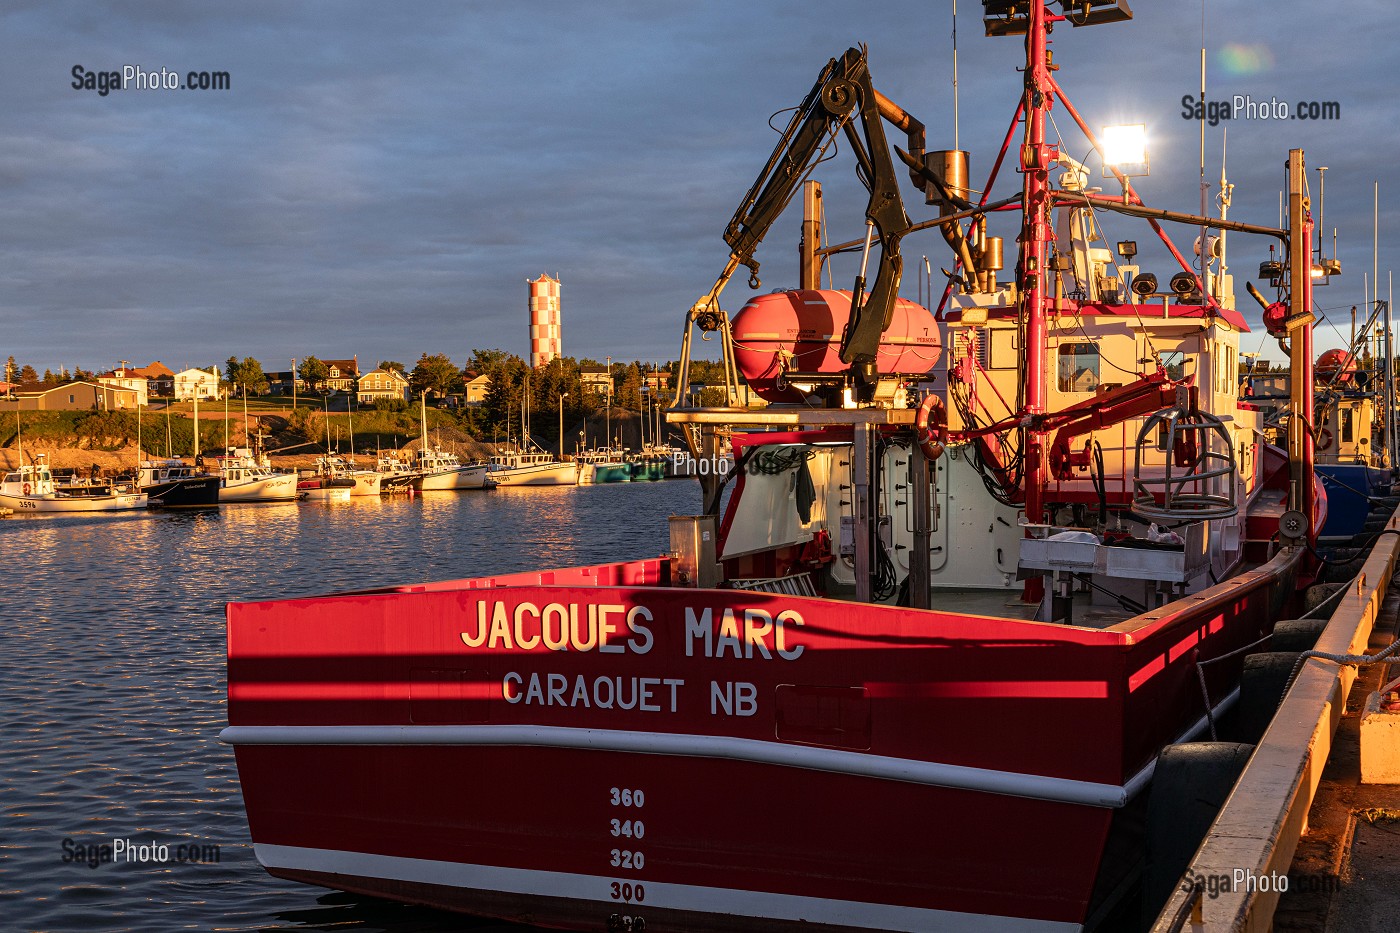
[1195,631,1276,741]
[1283,637,1400,700]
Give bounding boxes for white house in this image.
[173,367,221,401]
[97,364,150,407]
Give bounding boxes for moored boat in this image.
[225,6,1332,931]
[0,456,147,513]
[413,446,495,490]
[575,447,632,484]
[311,456,383,497]
[128,459,221,508]
[214,447,300,502]
[373,453,418,493]
[487,448,578,486]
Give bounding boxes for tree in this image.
[377,360,406,374]
[410,352,462,398]
[466,348,512,374]
[226,356,269,396]
[42,368,56,385]
[617,363,643,411]
[298,356,330,393]
[482,354,529,440]
[4,356,15,382]
[19,364,37,382]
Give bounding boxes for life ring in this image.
[22,482,31,495]
[1317,427,1333,450]
[914,393,948,461]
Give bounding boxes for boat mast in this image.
[193,393,200,458]
[1019,0,1053,529]
[1286,149,1315,518]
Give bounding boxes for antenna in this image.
[952,1,960,151]
[1198,0,1209,293]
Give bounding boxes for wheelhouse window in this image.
[1157,350,1188,381]
[1058,343,1100,392]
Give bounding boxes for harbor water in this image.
[0,481,702,932]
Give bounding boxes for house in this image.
[97,363,150,407]
[463,372,490,406]
[131,361,175,397]
[265,371,306,397]
[323,357,360,394]
[174,367,221,401]
[357,367,410,405]
[643,370,671,394]
[0,381,139,411]
[580,364,611,392]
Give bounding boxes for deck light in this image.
[1101,124,1148,202]
[1101,124,1148,174]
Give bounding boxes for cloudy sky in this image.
[2,0,1396,376]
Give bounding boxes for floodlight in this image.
[1101,124,1148,174]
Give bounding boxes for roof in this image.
[11,380,134,396]
[359,367,408,382]
[323,359,360,375]
[132,361,174,378]
[948,300,1250,332]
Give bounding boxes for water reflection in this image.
[0,481,701,931]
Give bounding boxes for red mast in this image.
[1019,2,1056,530]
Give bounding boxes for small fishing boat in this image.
[487,447,578,486]
[575,447,632,484]
[0,456,147,513]
[373,453,418,493]
[131,458,221,508]
[296,474,355,501]
[213,447,300,502]
[414,446,495,490]
[311,456,382,497]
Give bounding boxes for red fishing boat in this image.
[225,4,1326,929]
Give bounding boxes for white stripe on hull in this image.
[224,723,1129,807]
[254,843,1078,932]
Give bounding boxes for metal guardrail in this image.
[1150,507,1400,932]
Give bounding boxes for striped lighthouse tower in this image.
[527,274,562,368]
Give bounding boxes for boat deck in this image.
[905,587,1131,630]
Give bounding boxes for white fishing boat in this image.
[487,447,578,486]
[0,456,147,513]
[213,447,300,502]
[413,446,494,490]
[373,453,418,493]
[313,456,382,496]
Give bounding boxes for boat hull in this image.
[144,475,221,508]
[416,465,494,491]
[225,547,1299,931]
[0,491,147,512]
[221,473,300,502]
[301,486,351,501]
[490,462,578,486]
[579,462,632,484]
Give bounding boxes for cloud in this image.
[0,0,1395,373]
